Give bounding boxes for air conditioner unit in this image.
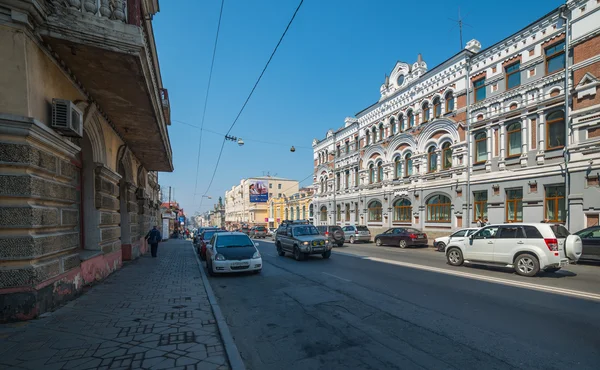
[51,99,83,138]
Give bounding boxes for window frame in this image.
[545,40,565,75]
[474,131,487,164]
[394,156,401,179]
[426,195,452,223]
[546,110,565,151]
[379,124,384,142]
[433,97,441,119]
[473,190,488,221]
[474,78,486,102]
[368,201,383,222]
[390,118,396,135]
[404,153,413,178]
[544,185,565,223]
[377,161,384,183]
[422,102,430,123]
[442,142,452,170]
[505,188,523,223]
[393,199,412,222]
[319,206,327,222]
[369,164,375,184]
[408,110,414,128]
[427,146,437,173]
[505,62,521,90]
[345,204,350,222]
[506,121,522,158]
[445,92,455,112]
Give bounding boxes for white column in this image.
[500,125,506,159]
[487,127,493,161]
[521,118,528,153]
[538,113,545,151]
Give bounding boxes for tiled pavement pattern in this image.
[0,240,230,370]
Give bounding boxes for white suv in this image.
[445,223,582,277]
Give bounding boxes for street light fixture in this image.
[202,195,212,199]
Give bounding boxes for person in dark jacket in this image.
[145,226,162,258]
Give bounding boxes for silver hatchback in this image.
[342,225,371,243]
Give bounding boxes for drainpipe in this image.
[560,6,570,230]
[465,57,472,226]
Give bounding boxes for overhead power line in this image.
[198,0,305,212]
[192,0,225,204]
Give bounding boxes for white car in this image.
[434,228,479,252]
[205,232,262,275]
[445,223,582,277]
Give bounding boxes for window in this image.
[345,170,350,189]
[472,226,499,239]
[404,153,413,177]
[269,183,273,189]
[336,145,341,157]
[345,142,350,154]
[278,184,282,189]
[506,188,523,222]
[309,204,314,218]
[506,121,522,157]
[474,78,486,102]
[336,205,341,222]
[394,157,401,179]
[320,179,325,193]
[302,206,306,219]
[445,91,455,112]
[269,192,272,199]
[379,124,384,141]
[391,118,396,135]
[473,191,488,221]
[345,204,350,221]
[354,202,359,221]
[408,110,414,128]
[354,167,359,187]
[546,110,565,150]
[505,62,521,90]
[442,142,452,169]
[545,41,565,75]
[545,185,565,222]
[475,131,487,163]
[368,201,382,222]
[523,225,543,238]
[393,199,412,222]
[354,137,359,151]
[285,208,289,220]
[369,164,375,184]
[278,193,281,198]
[320,206,327,222]
[497,226,525,239]
[398,115,404,131]
[428,146,437,173]
[366,131,370,146]
[451,230,468,238]
[291,207,295,220]
[426,195,451,222]
[422,102,430,122]
[336,173,341,191]
[433,97,441,118]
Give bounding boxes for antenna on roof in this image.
[448,7,472,51]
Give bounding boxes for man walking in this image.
[145,225,162,258]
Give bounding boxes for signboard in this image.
[249,179,268,203]
[264,218,269,223]
[178,216,185,223]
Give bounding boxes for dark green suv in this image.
[275,224,331,261]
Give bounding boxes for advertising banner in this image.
[249,179,268,203]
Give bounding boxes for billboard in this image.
[249,179,268,203]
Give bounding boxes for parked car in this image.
[316,225,345,247]
[342,225,371,244]
[194,227,218,248]
[275,224,331,260]
[574,225,600,261]
[249,226,267,238]
[240,225,250,235]
[445,223,582,277]
[374,227,428,248]
[434,228,479,252]
[198,229,224,260]
[268,227,277,237]
[205,232,262,275]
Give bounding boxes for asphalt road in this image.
[207,239,600,370]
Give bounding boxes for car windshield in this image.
[330,226,342,232]
[203,231,218,240]
[356,226,369,231]
[293,226,320,236]
[256,227,266,231]
[216,235,254,248]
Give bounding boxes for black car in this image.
[574,226,600,261]
[374,227,428,248]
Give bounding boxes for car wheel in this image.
[322,250,331,259]
[207,260,216,276]
[399,240,407,249]
[294,246,305,261]
[515,254,540,277]
[446,248,464,266]
[436,242,446,252]
[276,243,285,256]
[545,267,561,273]
[349,236,355,244]
[375,238,382,246]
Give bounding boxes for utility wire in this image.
[192,0,225,204]
[199,0,305,211]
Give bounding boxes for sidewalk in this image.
[0,240,230,370]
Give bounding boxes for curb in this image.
[192,244,246,370]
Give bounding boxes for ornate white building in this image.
[312,0,600,237]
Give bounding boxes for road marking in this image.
[366,256,600,302]
[332,251,368,259]
[322,272,352,282]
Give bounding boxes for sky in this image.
[154,0,565,215]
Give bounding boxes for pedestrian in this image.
[476,217,483,228]
[145,225,162,258]
[483,217,490,226]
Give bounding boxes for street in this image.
[209,239,600,370]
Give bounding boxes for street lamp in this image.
[202,195,212,199]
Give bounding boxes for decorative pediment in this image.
[380,56,428,101]
[575,72,599,99]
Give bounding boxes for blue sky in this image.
[154,0,565,215]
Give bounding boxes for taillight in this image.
[325,232,329,236]
[355,232,359,235]
[409,233,417,239]
[544,238,558,251]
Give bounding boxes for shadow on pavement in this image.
[467,263,578,278]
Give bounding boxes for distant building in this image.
[268,188,315,228]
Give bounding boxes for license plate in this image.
[231,262,249,267]
[559,260,569,267]
[418,234,425,238]
[313,247,323,252]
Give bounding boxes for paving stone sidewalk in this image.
[0,239,230,370]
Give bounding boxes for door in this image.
[390,228,404,245]
[465,226,498,262]
[379,229,394,245]
[578,226,600,260]
[493,225,526,264]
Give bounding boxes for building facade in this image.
[0,0,172,321]
[268,187,314,228]
[312,0,600,238]
[225,176,299,229]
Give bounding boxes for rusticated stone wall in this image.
[95,165,122,254]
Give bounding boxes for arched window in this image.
[442,142,452,169]
[398,114,404,131]
[365,131,370,146]
[426,195,451,222]
[393,199,412,222]
[394,156,401,179]
[290,207,295,220]
[309,204,314,218]
[433,97,441,118]
[390,118,396,135]
[404,153,413,177]
[506,121,522,157]
[285,208,289,220]
[369,163,375,184]
[320,178,325,193]
[475,131,487,163]
[379,124,384,141]
[428,146,437,173]
[422,102,430,123]
[546,110,565,150]
[445,91,455,112]
[302,205,306,219]
[408,110,414,128]
[372,127,377,142]
[320,206,327,222]
[368,200,382,222]
[296,206,300,220]
[377,161,384,182]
